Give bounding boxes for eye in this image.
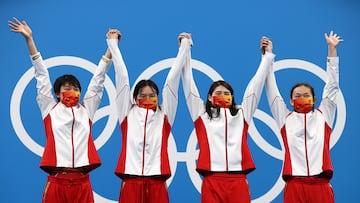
[214,91,222,95]
[138,94,157,98]
[63,86,72,91]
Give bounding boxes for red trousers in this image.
[283,177,334,203]
[201,173,250,203]
[119,177,169,203]
[42,171,94,203]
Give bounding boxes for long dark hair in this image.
[205,80,239,119]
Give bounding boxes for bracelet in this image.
[31,52,41,61]
[102,55,110,63]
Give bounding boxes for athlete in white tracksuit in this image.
[182,36,275,203]
[265,31,343,203]
[107,31,192,203]
[9,17,112,203]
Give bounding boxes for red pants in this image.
[119,177,169,203]
[283,177,334,203]
[201,173,250,203]
[42,171,94,203]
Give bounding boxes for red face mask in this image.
[292,98,314,113]
[212,95,232,108]
[137,97,158,110]
[61,90,80,107]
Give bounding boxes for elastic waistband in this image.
[288,176,330,184]
[121,176,166,184]
[48,172,89,184]
[49,167,86,175]
[204,172,246,179]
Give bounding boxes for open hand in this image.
[8,17,32,39]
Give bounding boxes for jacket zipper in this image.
[224,109,229,171]
[304,113,310,176]
[141,109,149,175]
[71,107,75,168]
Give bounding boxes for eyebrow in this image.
[214,91,231,94]
[294,93,311,95]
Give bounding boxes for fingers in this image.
[179,32,191,39]
[8,21,17,29]
[8,17,25,32]
[260,36,270,47]
[178,32,191,44]
[8,20,20,31]
[13,17,21,24]
[106,29,121,40]
[262,36,271,42]
[260,36,272,54]
[326,31,344,42]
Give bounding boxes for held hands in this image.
[105,29,121,59]
[178,32,192,46]
[107,29,121,42]
[260,36,272,54]
[8,17,32,39]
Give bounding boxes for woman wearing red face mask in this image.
[265,31,343,203]
[181,36,275,203]
[107,30,192,203]
[8,18,113,203]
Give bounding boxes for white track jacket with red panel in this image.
[33,53,111,173]
[182,52,275,175]
[108,38,192,178]
[265,57,339,179]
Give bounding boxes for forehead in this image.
[213,85,230,93]
[62,82,75,87]
[61,83,78,88]
[292,85,312,95]
[139,86,156,94]
[61,82,78,87]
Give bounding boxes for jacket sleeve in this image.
[181,43,205,122]
[33,53,57,119]
[162,38,192,125]
[83,56,112,121]
[319,57,339,126]
[265,64,290,128]
[107,39,132,124]
[242,52,275,123]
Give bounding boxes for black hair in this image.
[205,80,239,119]
[53,74,81,101]
[290,83,315,98]
[133,79,159,100]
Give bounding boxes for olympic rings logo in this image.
[10,56,346,202]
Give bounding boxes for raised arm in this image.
[106,29,132,123]
[180,35,205,122]
[242,37,276,123]
[263,37,290,127]
[8,17,38,56]
[83,45,112,120]
[162,32,193,125]
[9,17,55,118]
[319,31,343,126]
